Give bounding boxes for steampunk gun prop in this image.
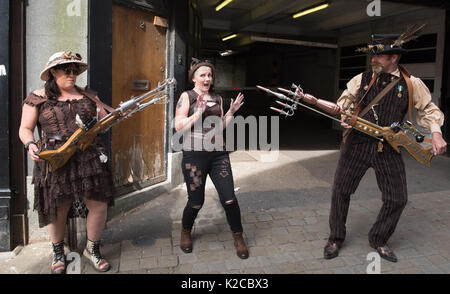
[257,84,435,167]
[39,78,177,172]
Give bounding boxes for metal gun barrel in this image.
[262,84,384,143]
[270,107,289,116]
[260,85,345,124]
[277,87,296,97]
[99,78,175,129]
[275,101,288,108]
[276,100,295,111]
[133,78,176,104]
[257,85,289,100]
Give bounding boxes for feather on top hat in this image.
[356,24,425,55]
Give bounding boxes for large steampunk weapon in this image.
[39,78,177,172]
[257,84,435,167]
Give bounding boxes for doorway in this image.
[10,0,27,248]
[112,4,168,195]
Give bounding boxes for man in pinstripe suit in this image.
[324,32,447,263]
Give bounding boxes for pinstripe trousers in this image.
[328,140,408,247]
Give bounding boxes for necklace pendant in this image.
[378,141,384,153]
[99,153,108,163]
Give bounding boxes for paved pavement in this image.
[1,150,450,274]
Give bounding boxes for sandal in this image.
[83,239,111,272]
[51,241,66,274]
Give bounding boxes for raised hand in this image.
[230,92,245,115]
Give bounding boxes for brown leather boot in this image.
[232,232,249,259]
[180,229,193,253]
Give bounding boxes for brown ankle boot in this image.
[180,229,193,253]
[232,232,249,259]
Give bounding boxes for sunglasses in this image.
[54,64,82,76]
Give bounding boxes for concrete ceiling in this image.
[197,0,429,52]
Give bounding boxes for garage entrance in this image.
[193,0,448,151]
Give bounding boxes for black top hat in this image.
[356,24,425,55]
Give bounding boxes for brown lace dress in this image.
[24,91,114,228]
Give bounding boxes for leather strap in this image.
[343,73,378,143]
[359,76,400,118]
[398,65,432,144]
[398,65,414,126]
[45,134,70,142]
[24,141,37,150]
[78,86,115,113]
[343,73,396,144]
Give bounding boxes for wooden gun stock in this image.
[348,114,434,167]
[39,114,118,172]
[381,127,434,167]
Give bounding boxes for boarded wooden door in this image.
[112,4,167,195]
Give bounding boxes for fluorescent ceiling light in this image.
[216,0,233,11]
[220,50,236,57]
[222,34,237,41]
[293,3,329,19]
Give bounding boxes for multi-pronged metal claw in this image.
[270,107,293,117]
[276,100,296,111]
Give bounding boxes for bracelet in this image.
[193,113,200,120]
[24,141,37,151]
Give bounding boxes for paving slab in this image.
[2,150,450,275]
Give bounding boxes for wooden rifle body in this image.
[38,78,176,172]
[38,114,119,171]
[342,112,434,167]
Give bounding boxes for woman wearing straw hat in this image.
[19,51,114,274]
[174,59,249,259]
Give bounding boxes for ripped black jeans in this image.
[181,151,243,233]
